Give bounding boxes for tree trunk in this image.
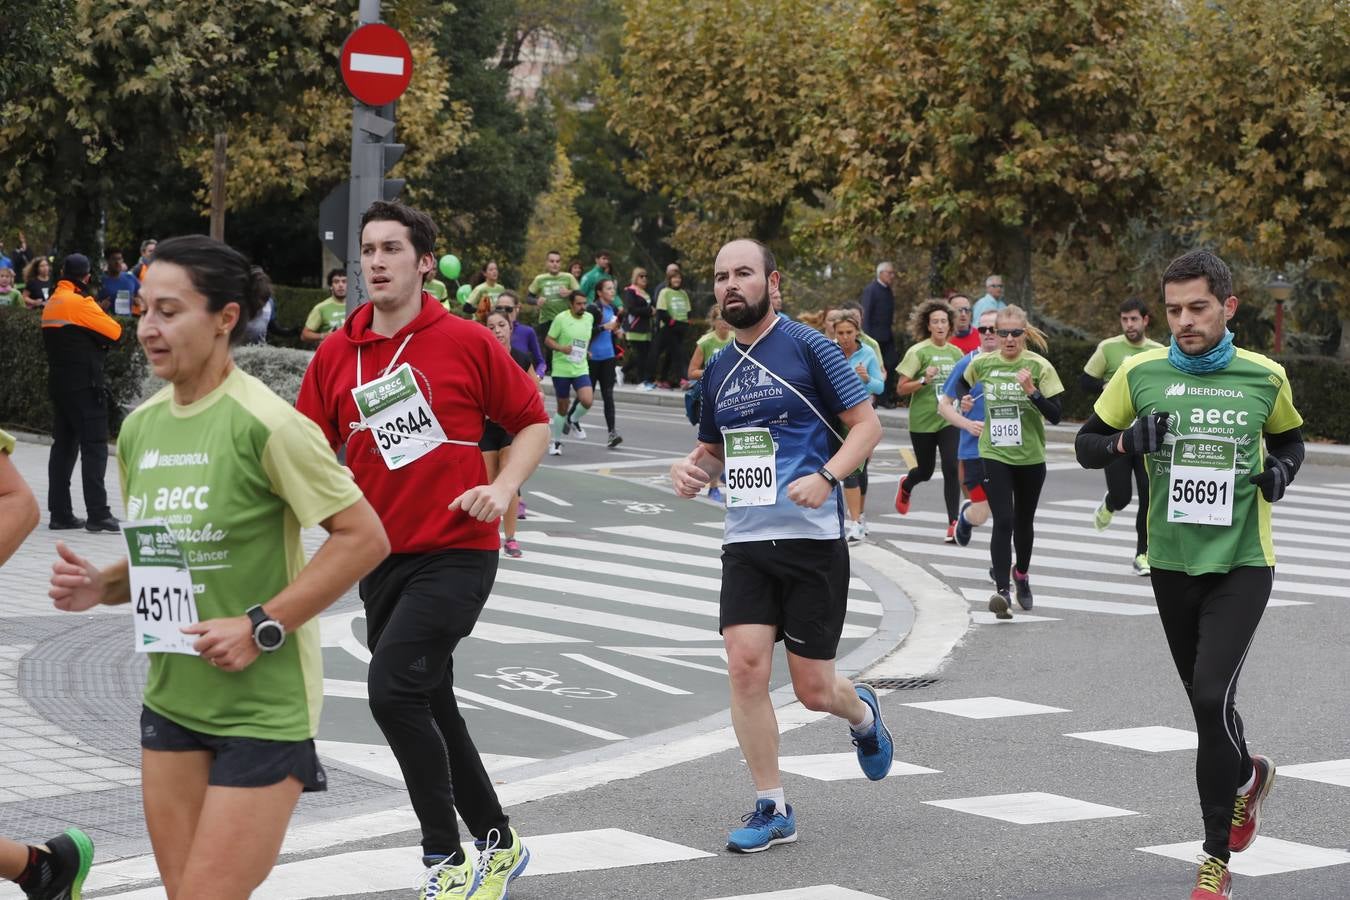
[927,241,951,297]
[210,131,228,241]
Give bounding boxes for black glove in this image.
[1120,411,1170,455]
[1249,457,1291,503]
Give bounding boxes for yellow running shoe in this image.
[471,827,530,899]
[418,855,476,900]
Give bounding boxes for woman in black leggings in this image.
[961,305,1065,618]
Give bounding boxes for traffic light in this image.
[381,140,405,201]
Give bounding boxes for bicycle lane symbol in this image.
[475,666,617,700]
[602,498,671,516]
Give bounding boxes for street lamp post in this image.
[1267,274,1294,354]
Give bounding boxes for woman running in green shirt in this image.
[961,305,1064,618]
[894,299,967,540]
[48,235,389,899]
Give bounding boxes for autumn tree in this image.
[1143,0,1349,293]
[606,0,837,273]
[810,0,1159,309]
[523,144,583,275]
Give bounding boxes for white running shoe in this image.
[846,520,865,543]
[858,514,869,536]
[572,422,587,440]
[548,442,562,456]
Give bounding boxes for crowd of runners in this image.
[0,198,1308,900]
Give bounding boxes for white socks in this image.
[850,703,875,736]
[756,787,787,817]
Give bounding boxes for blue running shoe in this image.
[851,682,894,780]
[726,799,797,853]
[707,486,724,503]
[954,500,973,547]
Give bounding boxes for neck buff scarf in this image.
[1169,328,1235,375]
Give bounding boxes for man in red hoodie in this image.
[296,201,548,900]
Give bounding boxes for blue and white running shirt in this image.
[698,315,870,543]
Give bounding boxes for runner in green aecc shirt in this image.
[1075,249,1305,900]
[960,304,1064,619]
[47,235,390,898]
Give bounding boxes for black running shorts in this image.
[478,421,514,452]
[718,537,850,660]
[140,706,327,792]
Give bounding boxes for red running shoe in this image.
[893,476,911,515]
[1190,855,1231,899]
[945,521,956,543]
[1229,754,1275,853]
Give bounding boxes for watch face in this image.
[256,621,284,650]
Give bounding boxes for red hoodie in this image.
[296,293,548,553]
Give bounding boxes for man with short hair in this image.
[41,254,122,533]
[1081,296,1165,574]
[96,251,140,315]
[947,293,979,353]
[971,274,1006,321]
[132,239,156,282]
[297,201,547,900]
[861,262,898,403]
[302,269,349,345]
[578,249,613,304]
[670,238,892,853]
[526,250,580,366]
[1075,249,1304,900]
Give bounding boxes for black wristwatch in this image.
[816,466,840,488]
[246,605,286,652]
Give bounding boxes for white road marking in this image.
[452,685,626,741]
[958,586,1156,617]
[926,792,1137,824]
[488,594,717,641]
[1279,758,1350,787]
[904,696,1070,719]
[561,653,693,695]
[708,887,892,899]
[1065,726,1198,752]
[509,550,726,591]
[603,645,729,674]
[316,740,535,782]
[528,491,572,506]
[1139,837,1350,876]
[935,564,1327,602]
[595,523,726,550]
[778,752,940,781]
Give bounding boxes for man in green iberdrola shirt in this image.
[301,268,349,346]
[527,250,580,363]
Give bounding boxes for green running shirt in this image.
[547,311,595,377]
[898,339,967,433]
[1095,347,1303,575]
[530,273,580,324]
[963,350,1065,465]
[657,288,690,322]
[117,367,364,741]
[305,298,347,334]
[1084,334,1164,383]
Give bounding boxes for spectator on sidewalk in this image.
[302,268,349,345]
[621,268,655,386]
[971,274,1006,321]
[96,251,140,315]
[0,267,20,306]
[23,257,53,309]
[861,261,898,405]
[41,254,122,533]
[132,238,156,282]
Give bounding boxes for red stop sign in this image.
[340,23,414,107]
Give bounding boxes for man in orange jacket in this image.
[41,254,123,532]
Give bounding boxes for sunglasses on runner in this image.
[495,305,515,313]
[977,326,997,334]
[997,328,1025,338]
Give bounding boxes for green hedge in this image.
[0,306,147,436]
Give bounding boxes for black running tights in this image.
[906,427,960,521]
[1151,565,1270,861]
[1105,453,1150,555]
[588,357,618,432]
[982,459,1045,591]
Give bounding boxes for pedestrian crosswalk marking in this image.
[936,565,1322,603]
[925,792,1137,824]
[1139,837,1350,876]
[1049,497,1331,535]
[100,828,716,899]
[708,887,892,899]
[596,523,727,551]
[904,696,1070,719]
[510,549,727,592]
[489,593,717,641]
[528,490,572,506]
[561,652,693,695]
[779,752,940,781]
[1065,726,1198,752]
[452,684,626,741]
[957,586,1157,616]
[603,645,729,675]
[316,740,535,783]
[971,610,1060,624]
[1279,758,1350,787]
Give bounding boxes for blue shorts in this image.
[552,375,592,400]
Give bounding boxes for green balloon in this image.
[456,283,472,303]
[438,254,462,280]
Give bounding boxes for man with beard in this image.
[1080,297,1164,574]
[669,239,892,854]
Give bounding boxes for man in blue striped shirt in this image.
[670,238,893,854]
